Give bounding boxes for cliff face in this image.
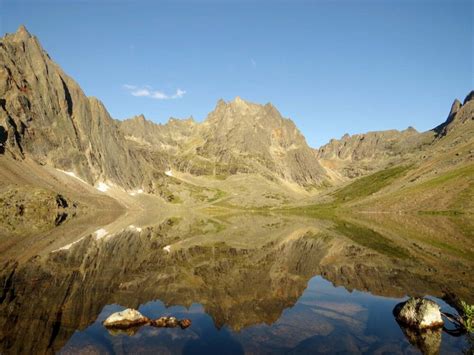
[0,25,471,205]
[0,26,331,191]
[0,26,153,188]
[316,128,432,178]
[316,91,474,180]
[120,98,328,186]
[434,92,474,139]
[198,98,327,185]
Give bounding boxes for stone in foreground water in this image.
[103,308,150,328]
[394,297,444,329]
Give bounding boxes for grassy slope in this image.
[292,162,473,214]
[357,164,474,213]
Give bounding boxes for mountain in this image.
[0,25,472,215]
[0,25,330,201]
[0,26,154,189]
[316,127,431,178]
[119,97,328,186]
[313,92,474,213]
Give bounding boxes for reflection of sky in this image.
[60,276,468,354]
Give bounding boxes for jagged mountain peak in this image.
[206,97,285,128]
[167,116,195,125]
[463,90,474,105]
[433,92,474,137]
[449,99,462,117]
[214,96,273,111]
[16,25,31,38]
[4,25,40,48]
[134,114,146,122]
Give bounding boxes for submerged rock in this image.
[151,316,191,328]
[179,319,192,329]
[103,308,150,329]
[394,297,444,330]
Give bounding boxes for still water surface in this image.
[1,212,473,354]
[61,277,469,354]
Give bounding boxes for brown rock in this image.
[179,319,192,329]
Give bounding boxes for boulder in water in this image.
[394,297,444,329]
[103,308,150,329]
[179,319,192,329]
[152,316,184,328]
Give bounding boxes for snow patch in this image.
[94,228,108,239]
[163,245,171,253]
[57,169,88,185]
[129,188,144,196]
[128,225,142,232]
[52,236,85,252]
[165,169,173,177]
[96,182,110,192]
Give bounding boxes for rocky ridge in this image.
[0,25,331,193]
[0,25,472,213]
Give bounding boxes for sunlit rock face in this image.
[0,26,330,193]
[394,298,444,329]
[102,308,150,328]
[119,96,329,186]
[0,27,154,189]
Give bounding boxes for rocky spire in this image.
[14,25,32,40]
[449,99,462,118]
[463,90,474,105]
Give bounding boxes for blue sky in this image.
[1,0,472,147]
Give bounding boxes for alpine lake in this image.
[1,209,473,354]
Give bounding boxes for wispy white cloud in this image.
[172,88,186,99]
[122,84,137,90]
[131,89,151,97]
[123,84,186,100]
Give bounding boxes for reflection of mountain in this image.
[0,213,472,354]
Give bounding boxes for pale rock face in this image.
[316,128,430,178]
[394,297,444,330]
[0,26,159,189]
[103,308,149,328]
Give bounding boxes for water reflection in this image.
[0,211,472,354]
[61,277,468,354]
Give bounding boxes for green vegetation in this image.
[416,164,474,190]
[281,165,411,218]
[417,210,465,216]
[188,218,227,235]
[410,165,474,212]
[333,221,409,259]
[283,203,338,219]
[207,189,227,203]
[461,300,474,333]
[332,165,411,203]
